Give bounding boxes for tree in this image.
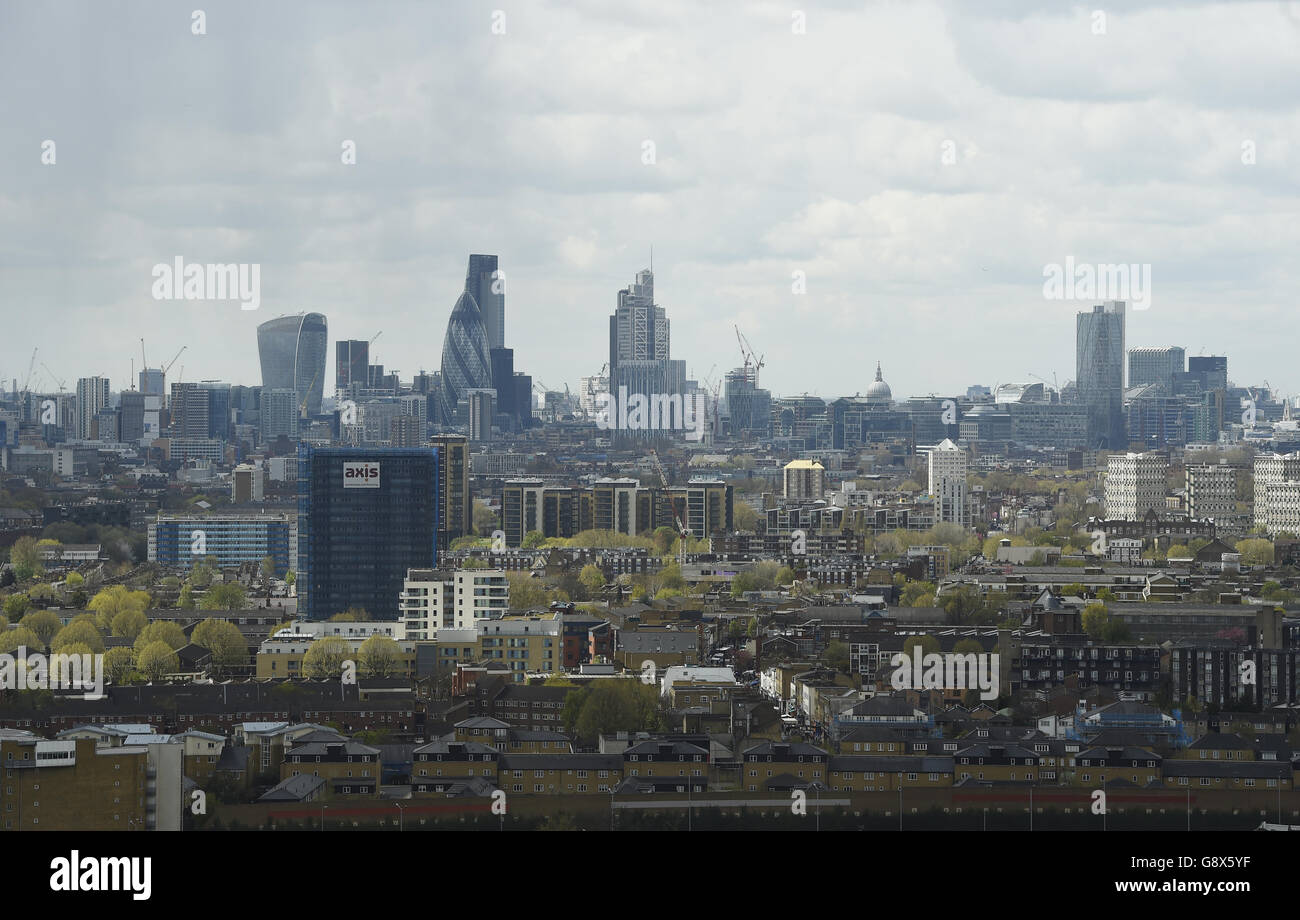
[302,636,352,679]
[64,571,84,589]
[52,619,104,654]
[900,581,936,607]
[111,608,148,640]
[187,561,216,589]
[898,635,941,660]
[330,606,370,622]
[0,626,42,653]
[193,618,249,675]
[358,634,401,677]
[732,502,759,531]
[507,573,550,610]
[137,640,180,681]
[1235,538,1274,566]
[953,638,985,656]
[134,621,188,653]
[562,680,663,742]
[823,640,850,672]
[1082,603,1110,639]
[88,585,151,630]
[578,564,606,594]
[177,584,196,610]
[19,609,61,648]
[521,530,548,550]
[205,583,248,611]
[103,646,136,684]
[2,594,30,619]
[9,536,43,581]
[473,500,498,537]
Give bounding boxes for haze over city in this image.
[3,0,1300,400]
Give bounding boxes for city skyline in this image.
[3,1,1299,400]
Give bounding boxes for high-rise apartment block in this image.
[1185,461,1235,520]
[926,438,967,527]
[75,376,110,440]
[783,459,825,499]
[1105,452,1167,519]
[1254,453,1300,533]
[400,568,509,638]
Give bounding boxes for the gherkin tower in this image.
[439,290,492,424]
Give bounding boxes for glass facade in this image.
[297,446,439,620]
[257,312,328,418]
[439,291,492,425]
[150,514,294,574]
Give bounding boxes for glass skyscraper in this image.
[465,254,505,351]
[438,290,493,426]
[297,446,439,620]
[257,312,328,418]
[1076,301,1126,449]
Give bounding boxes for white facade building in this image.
[926,438,967,527]
[1104,452,1167,519]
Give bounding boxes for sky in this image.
[2,0,1298,404]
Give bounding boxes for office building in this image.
[390,414,425,448]
[1128,346,1185,391]
[467,388,495,443]
[335,339,370,398]
[256,312,328,418]
[431,434,471,550]
[149,511,295,574]
[1105,452,1167,520]
[466,254,505,351]
[439,290,493,426]
[119,391,146,443]
[75,377,110,440]
[260,388,299,443]
[1188,356,1228,393]
[1077,301,1126,448]
[297,446,438,620]
[926,438,967,527]
[139,367,166,398]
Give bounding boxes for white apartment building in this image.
[1104,452,1167,519]
[1254,453,1300,531]
[1262,481,1300,536]
[400,568,509,638]
[783,459,826,500]
[927,438,967,527]
[1185,461,1235,519]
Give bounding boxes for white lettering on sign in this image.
[342,462,380,489]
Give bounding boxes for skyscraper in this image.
[1076,301,1126,449]
[297,446,439,620]
[465,254,505,351]
[1128,346,1185,391]
[430,434,471,551]
[1105,452,1167,519]
[75,377,110,440]
[438,290,493,425]
[256,312,328,418]
[335,339,369,398]
[607,268,686,442]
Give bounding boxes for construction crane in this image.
[370,330,383,346]
[20,347,37,397]
[734,325,765,387]
[162,346,186,375]
[140,338,148,373]
[649,448,689,567]
[40,362,66,393]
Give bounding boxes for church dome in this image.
[865,362,892,404]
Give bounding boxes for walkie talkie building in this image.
[257,312,328,418]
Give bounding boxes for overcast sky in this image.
[2,0,1298,404]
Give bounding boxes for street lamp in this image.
[320,803,327,832]
[395,801,404,832]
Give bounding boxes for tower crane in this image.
[40,362,66,393]
[649,448,689,567]
[20,347,37,397]
[734,325,765,387]
[162,346,186,375]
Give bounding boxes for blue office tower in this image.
[297,446,439,620]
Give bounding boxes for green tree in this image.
[732,502,759,531]
[330,606,371,622]
[103,646,136,684]
[9,536,44,581]
[900,581,936,607]
[52,619,104,654]
[0,626,42,653]
[578,564,606,594]
[87,585,151,630]
[1235,538,1274,566]
[192,618,248,675]
[134,621,188,653]
[507,573,550,610]
[205,583,248,611]
[823,640,850,671]
[774,566,796,587]
[563,680,663,742]
[2,594,30,619]
[358,634,401,678]
[953,638,985,656]
[302,636,352,679]
[137,640,180,681]
[522,530,548,549]
[19,609,61,648]
[111,608,148,640]
[177,584,196,610]
[1082,603,1110,639]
